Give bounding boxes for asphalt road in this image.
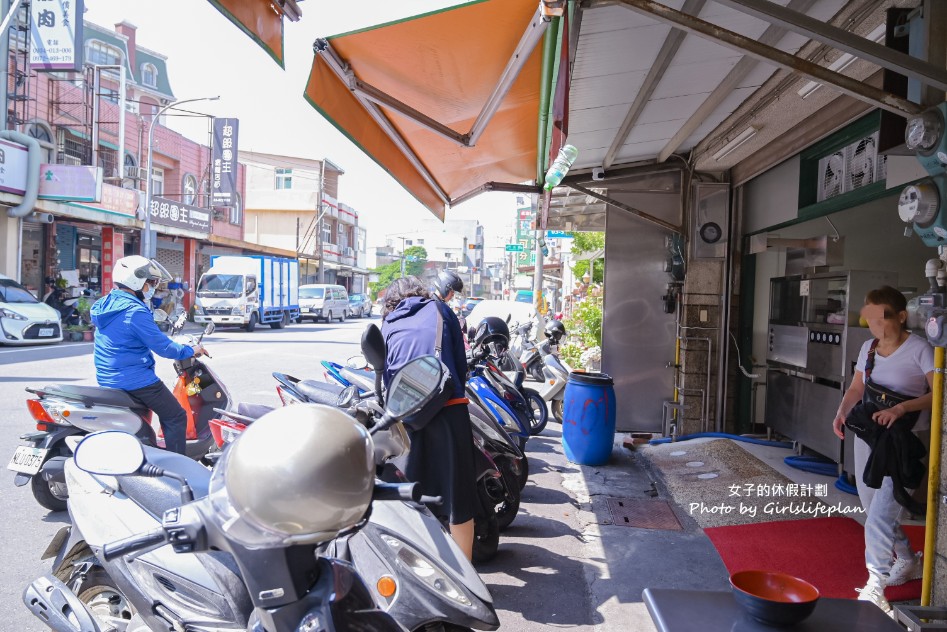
[0,317,627,631]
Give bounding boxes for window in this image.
[182,174,197,205]
[322,223,332,245]
[101,88,119,104]
[230,193,243,225]
[99,146,118,179]
[141,63,157,87]
[151,167,164,196]
[275,168,292,190]
[417,239,424,245]
[59,129,91,166]
[24,121,54,163]
[87,41,122,67]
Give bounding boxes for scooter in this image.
[318,352,527,519]
[7,315,221,511]
[467,341,537,450]
[43,285,85,328]
[508,321,546,382]
[26,363,451,632]
[272,326,515,548]
[534,336,572,423]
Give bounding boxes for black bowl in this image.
[730,570,820,627]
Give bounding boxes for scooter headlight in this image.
[380,534,472,607]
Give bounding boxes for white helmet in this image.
[112,255,171,291]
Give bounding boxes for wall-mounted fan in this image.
[818,151,845,201]
[847,135,876,190]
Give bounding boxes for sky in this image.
[81,0,519,256]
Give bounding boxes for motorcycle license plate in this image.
[7,446,48,475]
[38,328,54,337]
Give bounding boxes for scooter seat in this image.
[117,446,212,519]
[41,384,149,413]
[235,401,275,421]
[296,380,344,406]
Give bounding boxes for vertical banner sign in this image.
[212,118,239,207]
[30,0,84,71]
[515,195,537,267]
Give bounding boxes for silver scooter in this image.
[533,336,572,423]
[8,315,221,511]
[25,359,454,632]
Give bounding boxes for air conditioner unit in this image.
[125,166,148,180]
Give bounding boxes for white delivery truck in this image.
[194,255,299,331]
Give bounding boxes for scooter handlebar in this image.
[102,527,167,561]
[373,482,421,503]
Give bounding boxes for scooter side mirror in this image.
[153,308,169,323]
[467,326,476,343]
[346,355,369,370]
[361,324,386,372]
[386,355,445,419]
[74,431,145,475]
[203,322,215,336]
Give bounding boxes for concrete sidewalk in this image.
[478,426,871,630]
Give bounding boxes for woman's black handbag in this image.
[401,305,455,431]
[844,340,920,441]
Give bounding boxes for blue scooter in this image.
[466,345,534,452]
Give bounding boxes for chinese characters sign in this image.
[38,164,102,202]
[212,118,239,207]
[0,140,30,195]
[514,195,537,267]
[30,0,83,71]
[149,196,211,235]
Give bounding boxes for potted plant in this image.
[64,325,84,342]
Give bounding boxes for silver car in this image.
[0,275,63,345]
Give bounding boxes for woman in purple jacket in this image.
[382,276,478,560]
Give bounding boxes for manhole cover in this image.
[605,497,683,530]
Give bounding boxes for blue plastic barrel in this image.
[562,371,616,466]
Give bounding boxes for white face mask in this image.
[141,284,155,303]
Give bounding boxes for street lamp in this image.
[141,96,220,259]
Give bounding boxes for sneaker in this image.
[856,583,892,614]
[888,552,923,586]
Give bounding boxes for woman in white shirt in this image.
[832,286,934,614]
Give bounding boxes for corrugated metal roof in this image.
[569,0,849,170]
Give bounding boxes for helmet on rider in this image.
[112,255,171,292]
[544,319,566,343]
[473,316,510,352]
[433,269,463,301]
[209,404,375,547]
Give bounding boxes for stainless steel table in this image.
[643,588,904,631]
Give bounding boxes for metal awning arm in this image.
[314,39,451,206]
[351,78,471,147]
[713,0,947,94]
[614,0,923,117]
[452,181,543,207]
[568,182,682,234]
[468,5,551,146]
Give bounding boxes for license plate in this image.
[7,446,48,475]
[38,328,54,337]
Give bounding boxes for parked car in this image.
[348,293,373,318]
[462,296,485,316]
[0,274,63,345]
[298,283,349,322]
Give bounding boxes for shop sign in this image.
[38,164,102,202]
[67,183,139,218]
[546,230,570,239]
[29,0,83,71]
[212,118,239,207]
[149,196,211,234]
[0,140,30,195]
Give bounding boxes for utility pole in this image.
[398,236,406,278]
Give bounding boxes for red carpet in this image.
[704,517,924,601]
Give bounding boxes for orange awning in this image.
[304,0,549,220]
[207,0,301,68]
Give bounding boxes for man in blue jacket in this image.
[91,255,205,454]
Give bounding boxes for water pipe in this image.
[922,345,944,607]
[1,130,40,218]
[649,432,792,448]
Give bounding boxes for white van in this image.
[298,284,349,322]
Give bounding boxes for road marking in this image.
[0,343,93,355]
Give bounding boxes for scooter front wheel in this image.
[58,567,135,629]
[523,388,548,435]
[551,398,564,423]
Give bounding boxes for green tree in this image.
[569,232,604,283]
[369,246,428,297]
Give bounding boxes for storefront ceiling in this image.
[290,0,938,223]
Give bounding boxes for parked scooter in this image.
[7,314,221,511]
[532,319,572,423]
[43,283,85,328]
[269,327,511,556]
[25,364,449,632]
[508,321,546,382]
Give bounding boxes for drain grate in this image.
[605,497,683,531]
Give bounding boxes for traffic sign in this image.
[505,244,524,252]
[546,230,570,239]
